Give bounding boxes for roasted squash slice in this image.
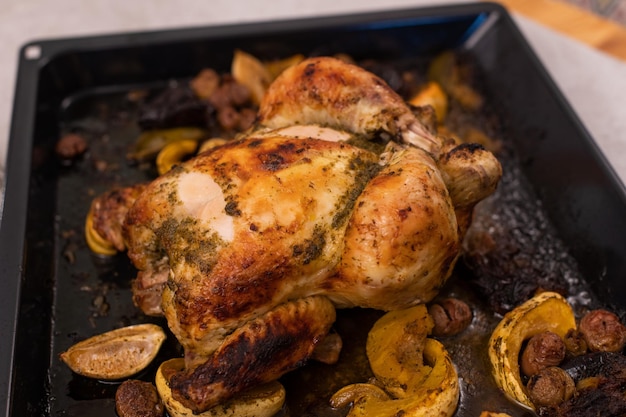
[331,305,459,417]
[488,291,576,409]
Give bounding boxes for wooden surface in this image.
[496,0,626,61]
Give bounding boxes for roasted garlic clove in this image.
[330,305,459,417]
[60,323,166,380]
[488,291,576,409]
[155,358,285,417]
[156,139,198,175]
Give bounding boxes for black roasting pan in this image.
[2,2,626,416]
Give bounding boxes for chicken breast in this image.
[124,135,380,364]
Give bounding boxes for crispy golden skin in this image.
[328,143,460,310]
[168,296,335,413]
[124,136,379,364]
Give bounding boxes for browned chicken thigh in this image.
[119,57,501,413]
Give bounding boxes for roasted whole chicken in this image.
[107,57,503,413]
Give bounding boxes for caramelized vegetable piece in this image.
[330,305,459,417]
[331,383,390,408]
[156,139,198,175]
[155,358,285,417]
[85,209,117,256]
[558,351,626,415]
[60,324,166,380]
[408,81,448,123]
[488,291,576,409]
[86,183,148,255]
[427,51,483,111]
[128,127,206,161]
[231,49,272,105]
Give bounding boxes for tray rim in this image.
[2,2,622,415]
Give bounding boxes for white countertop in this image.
[1,0,626,189]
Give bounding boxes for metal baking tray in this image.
[3,2,626,416]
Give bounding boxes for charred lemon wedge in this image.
[330,305,459,417]
[156,358,286,417]
[60,323,166,380]
[488,291,576,409]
